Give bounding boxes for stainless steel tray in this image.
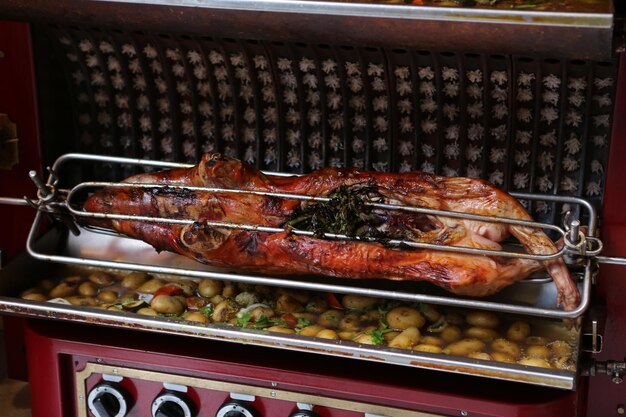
[0,229,581,389]
[0,0,616,60]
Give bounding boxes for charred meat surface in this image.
[83,153,579,310]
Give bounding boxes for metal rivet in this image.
[270,391,276,397]
[96,358,103,363]
[461,412,469,416]
[271,382,277,387]
[112,368,118,374]
[617,405,625,415]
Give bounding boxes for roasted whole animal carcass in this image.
[83,153,579,310]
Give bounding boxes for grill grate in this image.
[35,25,617,224]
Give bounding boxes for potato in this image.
[440,326,462,343]
[299,325,325,337]
[445,312,465,326]
[353,333,377,345]
[413,344,443,354]
[65,296,98,307]
[293,312,317,324]
[339,313,362,332]
[518,358,552,369]
[305,296,329,314]
[276,288,310,304]
[266,326,296,334]
[464,327,499,342]
[97,290,118,303]
[318,310,344,328]
[275,294,303,313]
[420,305,441,323]
[466,311,499,328]
[62,275,83,284]
[420,335,445,347]
[444,339,486,357]
[39,279,56,291]
[21,292,48,302]
[491,338,521,359]
[198,279,224,298]
[78,281,98,297]
[212,299,239,322]
[137,278,166,294]
[49,282,77,298]
[88,271,115,285]
[121,272,148,289]
[525,336,548,346]
[526,345,551,359]
[491,352,515,363]
[384,331,401,342]
[386,307,425,330]
[150,294,185,315]
[172,279,197,296]
[222,283,237,297]
[553,356,575,371]
[506,321,531,342]
[137,307,159,316]
[184,312,210,323]
[338,331,356,341]
[249,306,275,322]
[316,329,339,340]
[550,340,573,358]
[388,327,420,349]
[342,294,378,310]
[468,352,491,361]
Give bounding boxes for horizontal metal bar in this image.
[0,197,30,206]
[24,210,592,319]
[596,256,626,266]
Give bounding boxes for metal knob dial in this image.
[151,391,195,417]
[288,411,321,417]
[215,399,260,417]
[87,382,129,417]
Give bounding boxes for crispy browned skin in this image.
[83,153,579,310]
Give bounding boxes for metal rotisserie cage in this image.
[0,0,624,397]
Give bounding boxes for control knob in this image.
[87,382,129,417]
[215,399,260,417]
[288,411,321,417]
[151,391,195,417]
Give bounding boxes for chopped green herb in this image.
[236,311,251,327]
[370,329,386,346]
[199,305,214,318]
[296,317,312,329]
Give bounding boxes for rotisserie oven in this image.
[1,1,625,416]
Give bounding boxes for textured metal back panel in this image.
[34,26,617,223]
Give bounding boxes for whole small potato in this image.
[49,282,77,298]
[466,311,499,328]
[305,296,328,314]
[293,312,317,324]
[464,326,499,342]
[137,307,159,316]
[275,294,304,313]
[525,336,548,346]
[338,331,356,341]
[420,304,441,323]
[21,287,43,297]
[491,338,521,359]
[78,281,98,297]
[222,283,237,297]
[97,290,118,303]
[389,327,421,349]
[386,306,425,330]
[212,299,239,322]
[88,271,115,285]
[249,306,275,322]
[137,278,166,294]
[384,331,401,342]
[440,326,463,343]
[506,321,531,342]
[359,309,381,325]
[266,326,296,334]
[172,279,197,296]
[550,340,573,358]
[65,296,98,307]
[198,279,224,298]
[299,325,325,337]
[413,344,442,354]
[491,352,515,363]
[339,313,362,332]
[420,335,445,347]
[121,272,148,289]
[445,312,465,326]
[468,352,491,361]
[318,309,344,328]
[276,288,310,304]
[444,338,486,357]
[184,312,210,323]
[150,294,185,315]
[342,294,378,310]
[62,275,83,284]
[526,345,551,359]
[353,332,377,345]
[316,329,339,340]
[21,292,48,302]
[518,357,552,369]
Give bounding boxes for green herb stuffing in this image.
[236,311,251,327]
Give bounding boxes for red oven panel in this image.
[25,319,581,417]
